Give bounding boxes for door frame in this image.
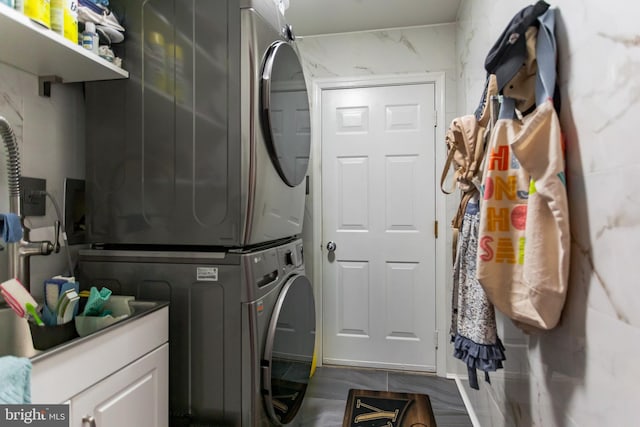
[310,72,449,377]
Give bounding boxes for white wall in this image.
[456,0,639,425]
[296,23,460,374]
[0,62,85,298]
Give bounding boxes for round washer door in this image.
[263,274,316,425]
[261,41,311,187]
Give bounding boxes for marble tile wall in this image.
[297,24,458,120]
[456,0,639,425]
[0,62,86,297]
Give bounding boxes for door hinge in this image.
[434,220,438,239]
[433,330,439,349]
[433,110,438,127]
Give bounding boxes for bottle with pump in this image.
[82,22,99,55]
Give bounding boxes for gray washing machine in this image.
[84,0,311,247]
[77,238,315,426]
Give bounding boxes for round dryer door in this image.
[263,274,316,425]
[261,41,311,187]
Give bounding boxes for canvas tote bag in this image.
[476,8,570,331]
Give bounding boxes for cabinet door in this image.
[70,344,168,427]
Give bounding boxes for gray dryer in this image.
[84,0,311,247]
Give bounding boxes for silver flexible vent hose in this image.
[0,116,21,208]
[0,116,22,285]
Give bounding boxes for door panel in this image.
[322,83,437,371]
[385,262,421,340]
[386,156,419,230]
[337,261,370,337]
[337,158,369,229]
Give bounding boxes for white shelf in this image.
[0,3,128,83]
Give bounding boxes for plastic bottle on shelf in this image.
[15,0,51,28]
[50,0,64,35]
[64,0,78,44]
[51,0,78,44]
[82,21,98,55]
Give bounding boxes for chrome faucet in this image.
[0,116,60,292]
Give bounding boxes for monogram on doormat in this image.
[342,389,437,427]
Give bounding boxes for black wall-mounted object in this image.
[20,176,46,217]
[64,178,86,245]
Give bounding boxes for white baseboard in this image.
[446,372,467,380]
[452,374,483,427]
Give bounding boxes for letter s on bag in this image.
[479,236,494,261]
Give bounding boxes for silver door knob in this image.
[326,241,337,252]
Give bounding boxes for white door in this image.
[322,83,437,371]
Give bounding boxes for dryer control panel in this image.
[280,240,303,269]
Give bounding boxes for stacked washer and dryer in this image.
[78,1,315,425]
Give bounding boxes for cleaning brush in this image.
[0,278,38,318]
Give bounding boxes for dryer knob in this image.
[284,24,296,41]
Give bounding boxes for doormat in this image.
[342,389,437,427]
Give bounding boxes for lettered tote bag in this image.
[477,9,570,331]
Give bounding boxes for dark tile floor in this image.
[291,366,473,427]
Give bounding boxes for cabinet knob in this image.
[82,415,97,427]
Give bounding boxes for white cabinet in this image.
[31,306,169,425]
[70,344,168,427]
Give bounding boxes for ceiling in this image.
[284,0,462,37]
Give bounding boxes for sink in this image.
[0,305,38,359]
[0,300,168,361]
